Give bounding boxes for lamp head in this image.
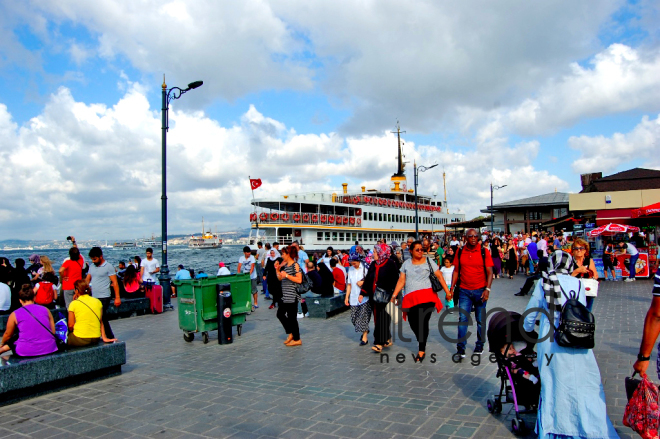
[187,80,204,90]
[429,164,438,169]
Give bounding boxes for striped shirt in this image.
[653,267,660,297]
[280,262,301,303]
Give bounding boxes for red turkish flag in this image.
[250,178,262,190]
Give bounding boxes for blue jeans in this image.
[628,254,639,279]
[457,288,488,352]
[262,276,270,297]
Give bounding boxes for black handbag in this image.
[295,270,314,296]
[371,264,393,304]
[427,258,442,293]
[555,284,595,349]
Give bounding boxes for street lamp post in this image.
[414,162,438,240]
[161,76,203,309]
[490,183,507,233]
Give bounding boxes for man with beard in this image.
[86,247,121,340]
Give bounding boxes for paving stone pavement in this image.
[0,274,652,438]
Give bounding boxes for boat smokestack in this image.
[342,183,348,194]
[393,182,400,191]
[361,186,365,192]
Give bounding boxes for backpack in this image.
[555,283,595,349]
[34,281,55,305]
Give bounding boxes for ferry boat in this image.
[188,219,223,249]
[112,241,139,250]
[248,126,465,251]
[140,235,161,249]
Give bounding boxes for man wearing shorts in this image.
[238,246,258,310]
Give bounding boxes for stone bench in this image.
[305,294,349,318]
[0,307,67,333]
[0,341,127,406]
[106,297,151,319]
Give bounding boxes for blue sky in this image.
[0,0,659,240]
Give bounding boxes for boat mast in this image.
[391,121,406,178]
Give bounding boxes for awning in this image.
[541,214,574,228]
[445,219,485,229]
[596,208,636,225]
[632,202,660,218]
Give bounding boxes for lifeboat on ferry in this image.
[250,213,257,221]
[260,213,268,221]
[320,214,327,223]
[281,213,290,221]
[271,213,279,221]
[303,213,310,222]
[293,213,301,222]
[312,214,318,222]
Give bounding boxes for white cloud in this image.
[0,82,569,239]
[569,114,660,174]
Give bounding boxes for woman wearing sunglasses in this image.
[570,238,598,312]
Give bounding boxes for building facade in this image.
[482,192,570,234]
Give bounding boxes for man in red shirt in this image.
[329,259,346,295]
[451,228,494,358]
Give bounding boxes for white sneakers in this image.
[297,312,304,319]
[624,278,636,282]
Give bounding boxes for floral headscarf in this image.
[374,243,391,265]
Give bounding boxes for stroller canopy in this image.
[487,311,526,353]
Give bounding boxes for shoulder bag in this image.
[426,258,443,293]
[295,264,313,295]
[372,263,393,304]
[22,306,67,352]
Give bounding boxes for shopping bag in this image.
[623,374,660,439]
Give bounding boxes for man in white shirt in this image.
[238,246,258,310]
[142,248,160,284]
[450,236,460,248]
[0,280,11,314]
[537,234,548,258]
[618,241,640,282]
[217,262,231,276]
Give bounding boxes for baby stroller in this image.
[486,311,540,436]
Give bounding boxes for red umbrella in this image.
[632,201,660,218]
[587,223,640,237]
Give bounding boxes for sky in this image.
[1,0,659,241]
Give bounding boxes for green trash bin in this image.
[173,274,252,343]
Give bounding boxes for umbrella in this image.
[587,223,640,237]
[632,202,660,218]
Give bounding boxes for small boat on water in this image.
[140,234,161,249]
[188,219,223,249]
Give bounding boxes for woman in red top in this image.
[58,244,85,308]
[391,241,450,362]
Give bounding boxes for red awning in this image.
[632,202,660,218]
[596,208,636,225]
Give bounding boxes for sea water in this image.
[1,245,247,276]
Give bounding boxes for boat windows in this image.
[317,232,323,241]
[368,233,373,240]
[325,232,331,241]
[339,232,344,241]
[364,212,367,220]
[378,213,383,221]
[387,214,391,222]
[332,232,338,241]
[369,212,373,221]
[351,233,357,242]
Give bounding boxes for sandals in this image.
[371,345,383,353]
[384,339,393,348]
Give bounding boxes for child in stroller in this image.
[486,310,540,436]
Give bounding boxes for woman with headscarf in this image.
[359,244,400,353]
[344,254,371,345]
[317,261,335,297]
[264,250,282,309]
[27,254,42,284]
[522,251,618,438]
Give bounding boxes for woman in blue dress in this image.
[523,251,619,438]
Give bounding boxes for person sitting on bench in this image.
[68,280,117,347]
[0,284,58,357]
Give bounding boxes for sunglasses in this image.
[573,247,586,251]
[466,235,478,238]
[413,248,424,252]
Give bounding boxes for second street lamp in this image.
[160,76,203,310]
[490,183,507,233]
[414,162,438,240]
